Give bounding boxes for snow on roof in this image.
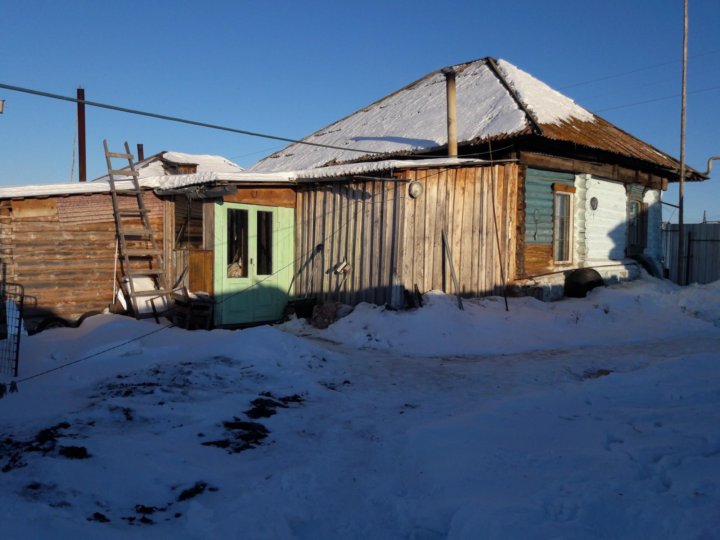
[0,171,292,200]
[292,157,499,180]
[0,157,510,199]
[250,57,593,173]
[494,59,593,125]
[93,151,245,182]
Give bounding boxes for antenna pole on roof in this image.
[77,87,86,182]
[677,0,688,284]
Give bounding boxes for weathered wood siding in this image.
[399,164,519,298]
[294,179,404,307]
[0,192,164,324]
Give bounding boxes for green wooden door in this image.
[214,202,294,325]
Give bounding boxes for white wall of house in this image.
[644,188,663,262]
[577,175,627,263]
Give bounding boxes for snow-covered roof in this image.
[93,151,245,182]
[292,157,499,180]
[0,171,292,200]
[250,57,689,178]
[0,157,508,199]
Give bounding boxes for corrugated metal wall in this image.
[663,223,720,284]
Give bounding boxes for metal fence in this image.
[662,223,720,285]
[0,282,25,378]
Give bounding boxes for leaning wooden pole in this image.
[677,0,688,284]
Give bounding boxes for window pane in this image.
[554,193,571,262]
[175,198,204,249]
[257,211,273,275]
[227,209,248,278]
[628,201,640,246]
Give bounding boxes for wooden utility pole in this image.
[677,0,688,284]
[77,87,86,182]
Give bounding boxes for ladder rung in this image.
[121,228,152,237]
[106,151,134,159]
[131,289,173,298]
[117,208,148,216]
[125,248,162,257]
[108,169,139,177]
[128,270,163,277]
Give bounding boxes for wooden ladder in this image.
[104,140,172,321]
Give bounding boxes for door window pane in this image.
[257,211,273,275]
[227,209,248,278]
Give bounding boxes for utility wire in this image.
[0,82,380,156]
[9,323,174,387]
[596,84,720,113]
[558,47,720,90]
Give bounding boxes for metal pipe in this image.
[77,87,86,182]
[442,68,458,158]
[137,143,145,162]
[702,156,720,175]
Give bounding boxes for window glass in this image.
[257,211,273,275]
[553,192,572,262]
[628,201,641,246]
[175,198,204,249]
[227,209,248,278]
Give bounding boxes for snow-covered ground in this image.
[1,275,718,539]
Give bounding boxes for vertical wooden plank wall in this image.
[399,164,518,297]
[0,192,164,324]
[294,179,405,307]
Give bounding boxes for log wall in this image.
[0,191,164,326]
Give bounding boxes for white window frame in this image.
[553,190,574,264]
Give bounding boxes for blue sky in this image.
[1,0,718,222]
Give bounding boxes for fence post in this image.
[685,231,692,285]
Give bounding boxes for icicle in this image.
[9,381,18,393]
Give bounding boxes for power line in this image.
[8,323,174,388]
[595,84,720,113]
[558,47,720,90]
[0,82,380,156]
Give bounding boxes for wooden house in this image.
[0,152,296,331]
[250,57,706,304]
